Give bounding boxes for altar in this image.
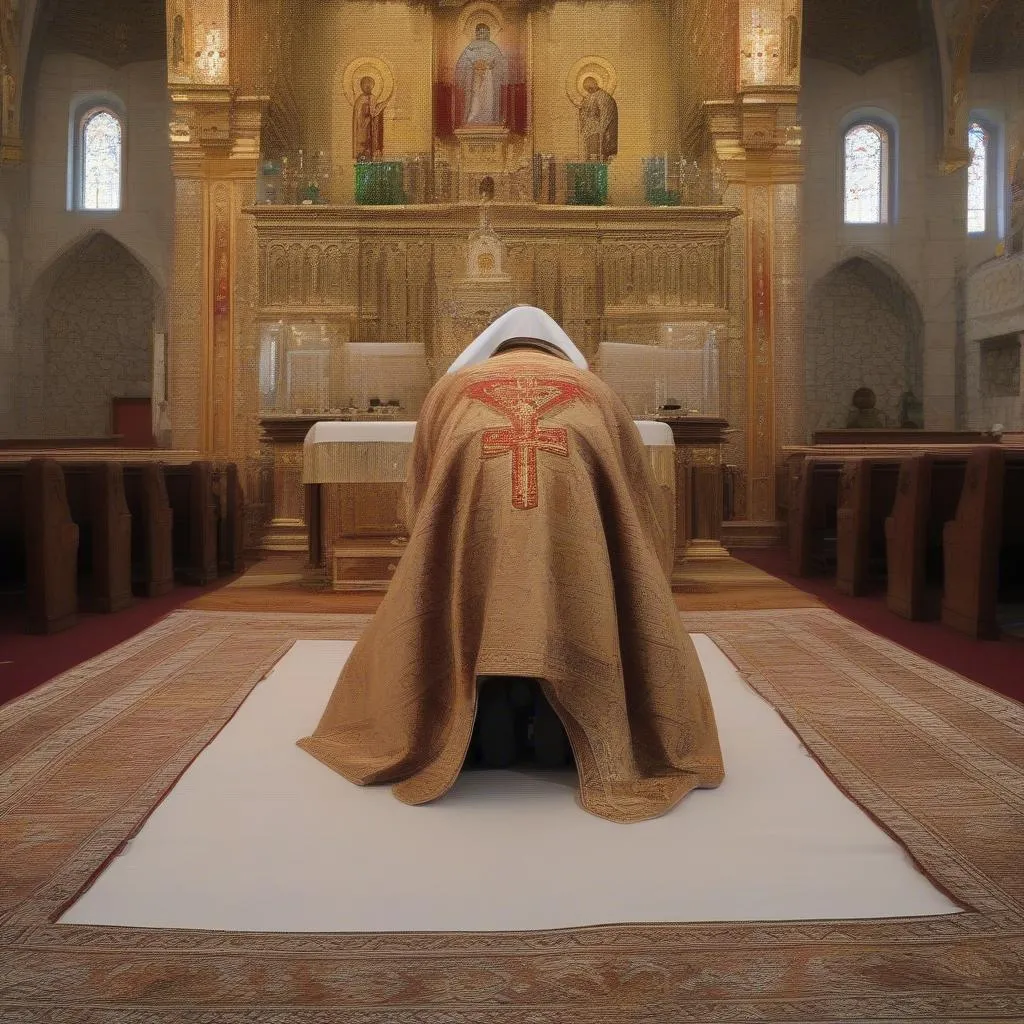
[303,418,677,590]
[164,0,805,543]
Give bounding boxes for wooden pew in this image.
[0,459,79,633]
[788,455,840,576]
[835,458,900,596]
[942,447,1004,639]
[62,462,133,613]
[215,462,245,575]
[1001,458,1024,606]
[885,455,932,620]
[0,450,242,588]
[122,463,174,597]
[785,439,1024,636]
[166,461,218,585]
[835,458,870,596]
[884,455,970,621]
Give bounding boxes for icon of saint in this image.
[353,74,385,161]
[578,76,618,162]
[455,23,507,126]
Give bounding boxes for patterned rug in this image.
[1,607,1022,1022]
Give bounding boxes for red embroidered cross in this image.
[465,376,588,510]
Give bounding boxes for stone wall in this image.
[0,53,171,437]
[805,256,922,431]
[800,56,1023,434]
[29,232,156,436]
[979,336,1021,398]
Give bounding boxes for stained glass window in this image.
[967,121,987,234]
[81,110,122,211]
[843,123,888,225]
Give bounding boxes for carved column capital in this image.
[168,87,268,178]
[699,98,803,184]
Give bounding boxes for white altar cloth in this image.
[303,417,677,573]
[303,419,673,485]
[303,421,417,485]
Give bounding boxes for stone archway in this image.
[805,255,924,434]
[19,231,160,438]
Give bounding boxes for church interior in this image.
[1,0,1023,1018]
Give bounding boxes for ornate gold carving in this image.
[169,179,204,451]
[380,242,409,341]
[210,182,232,455]
[602,240,727,311]
[739,6,781,89]
[533,243,561,322]
[0,0,21,163]
[407,241,433,349]
[167,1,195,83]
[747,185,775,522]
[251,207,737,356]
[683,446,723,467]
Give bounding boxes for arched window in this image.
[71,105,123,212]
[843,123,891,225]
[967,120,988,234]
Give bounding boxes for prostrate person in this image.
[298,306,724,823]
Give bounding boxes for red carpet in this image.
[5,552,1021,709]
[0,578,234,707]
[734,547,1024,704]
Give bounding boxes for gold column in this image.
[699,0,803,527]
[1,0,23,165]
[167,78,266,459]
[166,0,267,472]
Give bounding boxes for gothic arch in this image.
[18,230,161,436]
[24,227,165,299]
[805,254,924,435]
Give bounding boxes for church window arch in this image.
[69,98,125,212]
[843,121,892,225]
[967,119,990,235]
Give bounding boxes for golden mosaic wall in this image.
[165,0,803,534]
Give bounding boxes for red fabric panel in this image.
[434,82,454,137]
[508,83,529,135]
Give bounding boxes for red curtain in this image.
[505,83,528,135]
[435,80,528,137]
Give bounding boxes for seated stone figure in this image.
[298,306,724,823]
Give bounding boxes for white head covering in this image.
[446,306,589,374]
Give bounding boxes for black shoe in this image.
[533,690,571,769]
[476,682,517,769]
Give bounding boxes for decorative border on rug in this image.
[0,607,1022,1022]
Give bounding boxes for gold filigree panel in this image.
[772,182,803,452]
[168,179,205,451]
[746,184,774,522]
[211,182,232,454]
[253,208,735,353]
